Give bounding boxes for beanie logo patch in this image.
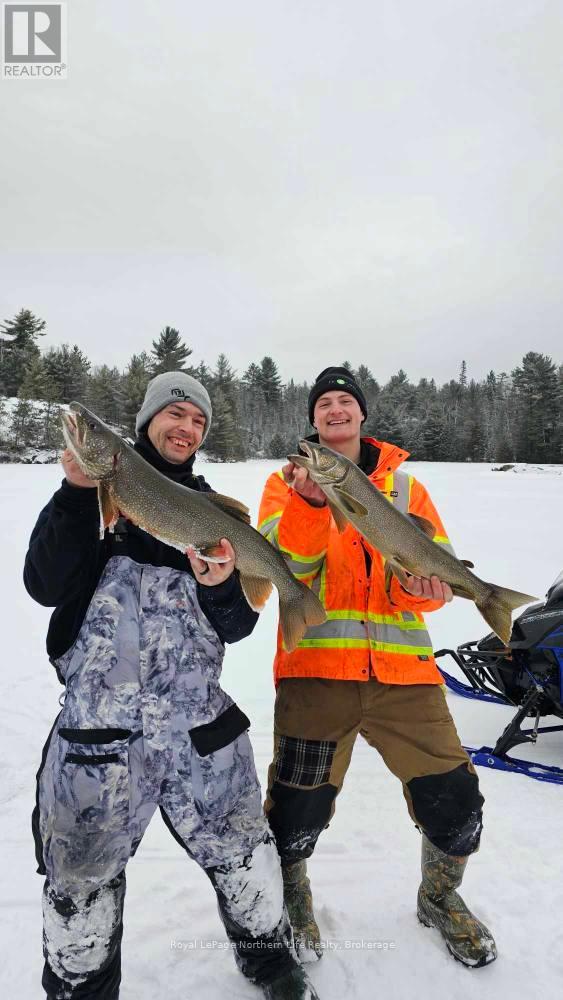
[171,388,192,401]
[336,378,346,385]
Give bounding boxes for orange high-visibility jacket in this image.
[258,438,454,686]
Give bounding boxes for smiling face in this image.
[313,390,364,447]
[147,401,206,464]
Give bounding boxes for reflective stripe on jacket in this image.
[258,437,453,685]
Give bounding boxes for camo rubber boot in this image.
[262,964,321,1000]
[282,861,323,962]
[417,835,497,968]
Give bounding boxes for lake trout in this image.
[288,439,537,646]
[61,403,326,651]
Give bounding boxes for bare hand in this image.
[282,462,326,507]
[402,574,453,603]
[61,449,98,489]
[186,538,235,587]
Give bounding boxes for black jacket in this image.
[23,437,258,668]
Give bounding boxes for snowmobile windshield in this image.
[546,570,563,607]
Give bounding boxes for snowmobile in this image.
[435,571,563,785]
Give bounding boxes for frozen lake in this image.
[1,459,562,999]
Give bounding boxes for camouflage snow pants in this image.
[32,558,295,998]
[34,711,294,998]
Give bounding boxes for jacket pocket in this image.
[189,705,256,818]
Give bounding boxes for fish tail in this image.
[279,583,326,653]
[476,584,538,646]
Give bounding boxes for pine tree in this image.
[356,365,379,394]
[0,308,46,350]
[240,362,266,454]
[266,433,289,459]
[41,395,64,452]
[512,352,560,462]
[86,366,124,426]
[204,388,243,461]
[151,327,193,374]
[43,344,91,403]
[19,356,48,400]
[420,405,447,461]
[259,356,283,406]
[463,381,486,461]
[403,418,425,460]
[0,394,7,445]
[556,365,563,461]
[212,354,238,408]
[121,352,152,436]
[0,309,47,396]
[15,358,63,451]
[366,401,404,445]
[9,397,43,450]
[191,360,212,384]
[242,362,262,389]
[280,379,310,450]
[356,364,379,419]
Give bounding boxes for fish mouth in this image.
[61,409,86,449]
[287,440,347,486]
[299,440,316,462]
[287,439,315,471]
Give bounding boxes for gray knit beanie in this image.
[135,372,212,443]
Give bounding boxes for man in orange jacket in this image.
[258,366,497,969]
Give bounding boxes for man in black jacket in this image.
[25,372,319,1000]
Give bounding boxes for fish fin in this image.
[476,585,538,646]
[409,514,436,539]
[332,486,369,517]
[387,560,412,591]
[239,573,273,612]
[196,542,231,564]
[279,583,326,652]
[206,492,251,525]
[98,483,119,538]
[384,558,412,594]
[450,583,475,599]
[327,499,349,533]
[461,559,475,569]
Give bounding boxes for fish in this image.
[61,403,326,651]
[287,439,537,646]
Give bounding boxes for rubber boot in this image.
[417,835,497,968]
[261,963,321,999]
[282,861,323,963]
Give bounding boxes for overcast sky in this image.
[1,0,562,385]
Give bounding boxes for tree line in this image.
[0,308,561,464]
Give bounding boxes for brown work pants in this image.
[265,677,483,861]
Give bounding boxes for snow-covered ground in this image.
[0,396,62,464]
[2,459,562,999]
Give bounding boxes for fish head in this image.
[61,402,122,480]
[287,439,349,488]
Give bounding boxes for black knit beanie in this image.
[308,367,368,426]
